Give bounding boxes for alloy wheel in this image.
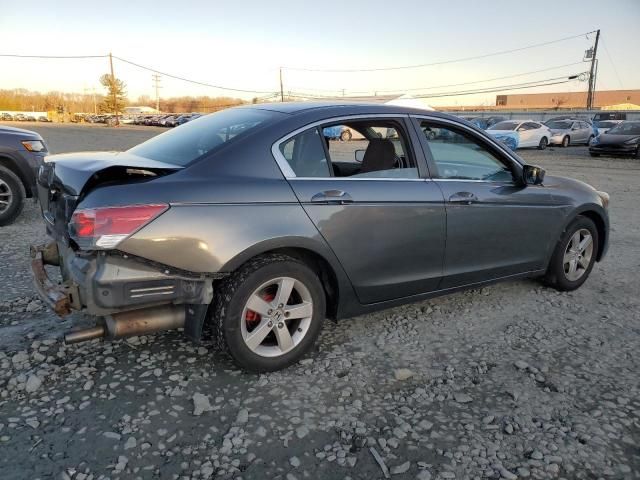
[563,228,594,281]
[0,178,12,214]
[241,276,313,357]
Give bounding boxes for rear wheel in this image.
[561,136,570,148]
[0,166,25,226]
[587,135,594,145]
[213,254,326,372]
[544,216,598,291]
[590,152,600,157]
[538,137,548,150]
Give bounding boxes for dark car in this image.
[31,103,609,372]
[0,125,48,225]
[589,121,640,158]
[592,112,626,122]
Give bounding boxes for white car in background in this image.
[487,120,551,150]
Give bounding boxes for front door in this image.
[273,117,446,304]
[413,117,566,289]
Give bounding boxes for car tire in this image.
[544,216,599,291]
[212,253,326,372]
[587,135,594,145]
[340,129,352,142]
[589,152,600,157]
[0,166,25,226]
[538,137,548,150]
[561,136,570,148]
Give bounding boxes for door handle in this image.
[311,190,353,204]
[448,192,478,205]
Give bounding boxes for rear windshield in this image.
[489,121,519,131]
[546,120,572,129]
[128,108,280,165]
[606,122,640,135]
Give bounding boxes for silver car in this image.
[547,119,595,147]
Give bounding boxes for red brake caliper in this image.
[245,292,275,330]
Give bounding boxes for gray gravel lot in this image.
[0,123,639,480]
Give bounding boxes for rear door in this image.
[273,115,446,304]
[412,116,565,288]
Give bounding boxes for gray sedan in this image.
[32,103,610,371]
[546,119,595,147]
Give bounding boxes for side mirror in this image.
[523,165,545,185]
[354,150,365,163]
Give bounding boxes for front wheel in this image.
[538,137,548,150]
[212,254,326,372]
[561,136,570,148]
[0,166,25,226]
[544,216,598,291]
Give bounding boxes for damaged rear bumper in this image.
[30,241,216,342]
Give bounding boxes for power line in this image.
[0,53,108,59]
[286,74,585,100]
[283,31,597,73]
[600,37,624,90]
[113,56,276,94]
[289,61,586,97]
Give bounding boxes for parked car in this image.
[589,121,640,158]
[593,112,626,122]
[14,114,27,121]
[487,120,551,149]
[32,103,609,372]
[0,125,48,225]
[594,120,623,135]
[1,113,13,121]
[545,119,595,147]
[174,115,193,126]
[37,116,51,122]
[461,116,508,130]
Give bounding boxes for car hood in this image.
[41,151,182,196]
[549,128,570,135]
[0,124,42,139]
[596,134,640,145]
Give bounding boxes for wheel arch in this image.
[219,237,349,320]
[553,205,608,263]
[0,154,33,198]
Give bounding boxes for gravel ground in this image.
[1,123,639,480]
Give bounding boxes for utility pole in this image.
[279,67,284,102]
[586,29,600,110]
[92,87,97,115]
[152,74,162,112]
[109,52,120,126]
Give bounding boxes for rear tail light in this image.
[69,204,168,249]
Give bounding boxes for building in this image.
[495,89,640,109]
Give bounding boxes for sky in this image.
[1,0,639,107]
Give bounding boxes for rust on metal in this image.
[30,245,71,316]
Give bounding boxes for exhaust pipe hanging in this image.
[64,305,186,344]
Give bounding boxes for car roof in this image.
[238,101,451,119]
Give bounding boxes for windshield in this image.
[489,121,519,131]
[546,120,572,129]
[606,122,640,136]
[595,121,617,128]
[128,108,280,165]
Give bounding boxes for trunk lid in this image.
[38,151,181,243]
